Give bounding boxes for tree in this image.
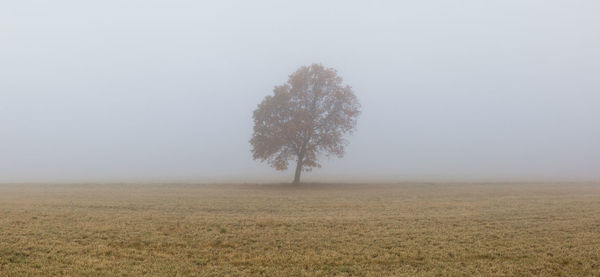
[250,64,361,184]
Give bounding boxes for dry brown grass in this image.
[1,182,599,276]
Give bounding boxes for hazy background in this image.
[1,0,598,183]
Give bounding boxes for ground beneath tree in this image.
[1,182,599,276]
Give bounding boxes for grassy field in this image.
[1,182,599,276]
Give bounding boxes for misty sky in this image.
[1,1,599,183]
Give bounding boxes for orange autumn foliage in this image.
[251,64,361,183]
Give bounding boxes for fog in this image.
[1,1,599,183]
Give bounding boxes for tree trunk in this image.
[293,155,303,184]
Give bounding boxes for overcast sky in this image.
[1,0,599,183]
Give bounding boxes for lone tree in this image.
[250,64,361,184]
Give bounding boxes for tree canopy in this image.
[250,64,360,184]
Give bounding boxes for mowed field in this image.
[1,182,599,276]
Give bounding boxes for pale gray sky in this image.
[1,0,599,183]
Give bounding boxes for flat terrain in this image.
[1,182,599,276]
